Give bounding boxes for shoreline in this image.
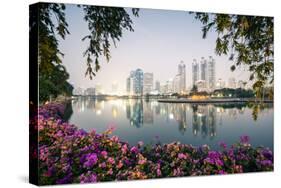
[158,98,274,104]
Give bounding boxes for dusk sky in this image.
[58,4,251,93]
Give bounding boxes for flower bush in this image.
[31,103,273,185]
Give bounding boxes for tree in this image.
[193,13,273,98]
[190,85,198,93]
[31,3,72,103]
[31,3,139,102]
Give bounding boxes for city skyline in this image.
[73,61,249,96]
[59,5,251,94]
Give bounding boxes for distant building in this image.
[73,87,84,95]
[178,61,186,94]
[228,77,236,89]
[200,57,207,81]
[95,84,103,95]
[127,69,144,95]
[134,69,144,95]
[207,56,216,91]
[216,78,225,89]
[126,71,135,95]
[162,79,174,94]
[84,87,95,96]
[155,80,160,92]
[143,72,153,94]
[160,84,167,94]
[192,59,199,87]
[173,74,181,93]
[196,80,208,92]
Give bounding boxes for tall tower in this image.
[192,59,199,86]
[134,69,144,95]
[178,61,186,94]
[143,72,153,94]
[200,57,207,81]
[208,56,216,91]
[127,70,135,95]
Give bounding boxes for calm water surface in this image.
[65,97,273,150]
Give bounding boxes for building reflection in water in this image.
[71,97,104,115]
[71,97,269,140]
[191,105,216,139]
[126,99,144,128]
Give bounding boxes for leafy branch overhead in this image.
[193,13,273,97]
[81,6,139,79]
[34,3,139,102]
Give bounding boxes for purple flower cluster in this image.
[83,153,98,168]
[32,103,274,185]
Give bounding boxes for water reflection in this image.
[126,100,143,128]
[67,97,273,149]
[191,105,216,139]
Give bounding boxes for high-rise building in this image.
[126,71,135,95]
[134,69,144,95]
[173,74,181,93]
[208,56,216,91]
[200,57,207,81]
[192,59,199,87]
[143,72,153,94]
[164,79,173,94]
[126,69,144,96]
[155,80,160,92]
[228,77,236,89]
[178,61,186,94]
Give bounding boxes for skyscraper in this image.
[143,72,153,94]
[192,59,199,87]
[173,74,181,93]
[208,56,216,91]
[127,71,135,95]
[133,69,144,95]
[200,57,207,81]
[178,61,186,94]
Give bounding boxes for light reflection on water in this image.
[66,97,273,150]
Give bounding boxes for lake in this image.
[65,97,273,150]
